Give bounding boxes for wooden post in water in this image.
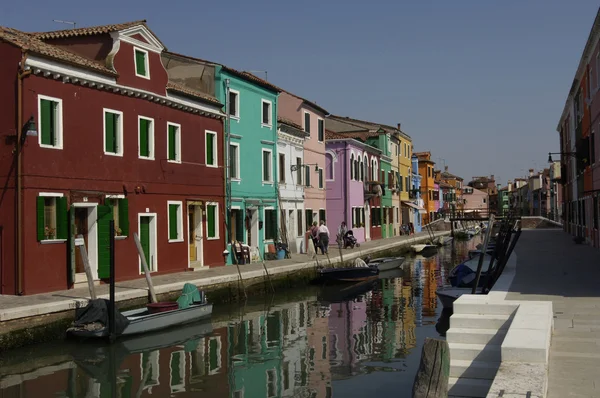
[412,338,450,398]
[108,220,116,343]
[76,235,96,300]
[258,246,274,293]
[133,232,158,304]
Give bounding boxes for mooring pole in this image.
[109,219,116,343]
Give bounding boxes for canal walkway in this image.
[0,229,445,325]
[506,229,600,398]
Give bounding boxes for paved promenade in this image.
[506,229,600,398]
[0,229,441,323]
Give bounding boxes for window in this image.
[167,122,181,163]
[134,48,149,78]
[297,209,303,236]
[264,209,277,240]
[106,197,129,237]
[305,165,311,187]
[592,130,596,165]
[350,154,355,180]
[262,149,273,182]
[304,112,311,135]
[318,168,324,188]
[103,109,123,156]
[266,369,277,398]
[318,119,324,142]
[261,100,272,127]
[206,202,219,239]
[38,95,63,149]
[229,90,240,118]
[36,193,67,241]
[325,153,334,180]
[138,116,154,159]
[168,201,183,242]
[295,157,302,184]
[205,130,218,167]
[319,209,326,223]
[170,351,185,394]
[229,143,240,179]
[279,153,286,183]
[305,209,313,228]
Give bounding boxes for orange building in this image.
[415,152,436,224]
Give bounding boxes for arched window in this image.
[354,158,359,180]
[363,155,368,182]
[325,153,334,180]
[350,154,355,180]
[360,159,364,181]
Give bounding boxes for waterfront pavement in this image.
[506,229,600,398]
[0,229,442,323]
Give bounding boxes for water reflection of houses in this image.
[421,256,439,317]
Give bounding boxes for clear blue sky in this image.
[2,0,598,185]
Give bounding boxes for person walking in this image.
[309,221,319,253]
[337,221,348,248]
[318,220,330,254]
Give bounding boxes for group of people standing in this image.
[308,220,352,254]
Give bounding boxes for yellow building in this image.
[394,127,413,228]
[415,152,437,225]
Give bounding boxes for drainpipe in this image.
[224,79,231,255]
[343,141,348,229]
[16,52,31,295]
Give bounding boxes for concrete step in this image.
[450,313,512,330]
[448,343,501,362]
[448,377,493,398]
[447,328,507,345]
[450,359,500,379]
[453,300,517,316]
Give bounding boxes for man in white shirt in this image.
[318,220,330,254]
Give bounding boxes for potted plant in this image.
[44,226,56,240]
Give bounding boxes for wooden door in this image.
[74,208,88,274]
[140,216,151,268]
[189,207,196,261]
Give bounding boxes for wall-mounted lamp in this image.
[290,163,319,172]
[547,151,579,163]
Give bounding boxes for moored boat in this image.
[367,256,405,271]
[411,244,438,253]
[316,266,379,283]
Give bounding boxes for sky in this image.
[1,0,598,185]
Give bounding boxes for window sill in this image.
[135,72,151,80]
[230,115,240,121]
[231,178,241,182]
[139,156,155,161]
[40,239,67,245]
[167,159,181,164]
[206,164,218,168]
[39,144,63,150]
[115,236,127,240]
[104,152,124,157]
[261,124,272,129]
[206,236,220,241]
[169,239,184,243]
[262,181,274,185]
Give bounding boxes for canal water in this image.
[0,236,483,398]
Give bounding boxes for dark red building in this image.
[0,21,226,295]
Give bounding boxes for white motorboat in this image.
[411,244,437,253]
[367,256,405,271]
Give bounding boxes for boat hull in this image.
[316,267,379,283]
[436,288,473,309]
[369,257,405,271]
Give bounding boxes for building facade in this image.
[415,152,436,224]
[463,187,489,216]
[0,22,227,295]
[437,166,464,216]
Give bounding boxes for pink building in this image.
[278,91,328,226]
[463,187,489,216]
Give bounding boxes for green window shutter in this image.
[235,210,244,241]
[139,119,149,157]
[304,113,310,134]
[318,120,324,141]
[170,352,182,386]
[40,99,54,146]
[168,126,177,160]
[36,196,45,241]
[135,50,147,76]
[140,218,151,268]
[97,205,113,279]
[68,207,75,284]
[206,133,214,165]
[207,205,216,238]
[118,198,129,236]
[169,204,179,240]
[56,197,68,240]
[105,112,116,153]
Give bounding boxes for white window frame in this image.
[207,336,222,375]
[317,118,324,143]
[206,202,220,240]
[39,192,65,244]
[318,167,324,189]
[205,130,218,168]
[166,122,181,163]
[303,111,311,138]
[138,115,155,160]
[325,152,335,182]
[262,148,273,183]
[137,213,158,273]
[167,200,184,243]
[103,108,124,157]
[169,350,186,394]
[229,142,241,180]
[229,89,240,119]
[37,94,64,150]
[261,99,272,128]
[133,47,150,80]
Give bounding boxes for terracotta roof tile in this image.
[165,82,222,106]
[281,89,328,115]
[277,116,303,131]
[32,19,145,39]
[220,67,282,93]
[0,26,117,76]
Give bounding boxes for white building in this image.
[277,117,309,253]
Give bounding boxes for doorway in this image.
[246,208,259,248]
[188,205,203,268]
[138,214,157,273]
[72,204,98,282]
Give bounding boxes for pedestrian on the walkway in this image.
[309,221,319,252]
[337,221,348,248]
[318,220,330,254]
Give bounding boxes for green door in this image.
[140,216,151,270]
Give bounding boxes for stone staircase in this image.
[447,299,516,397]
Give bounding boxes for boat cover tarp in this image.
[177,283,202,309]
[73,299,130,335]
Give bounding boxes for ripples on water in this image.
[0,236,483,398]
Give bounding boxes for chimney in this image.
[397,123,401,130]
[528,169,534,177]
[490,174,495,181]
[444,165,448,172]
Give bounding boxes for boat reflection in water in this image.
[0,238,482,397]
